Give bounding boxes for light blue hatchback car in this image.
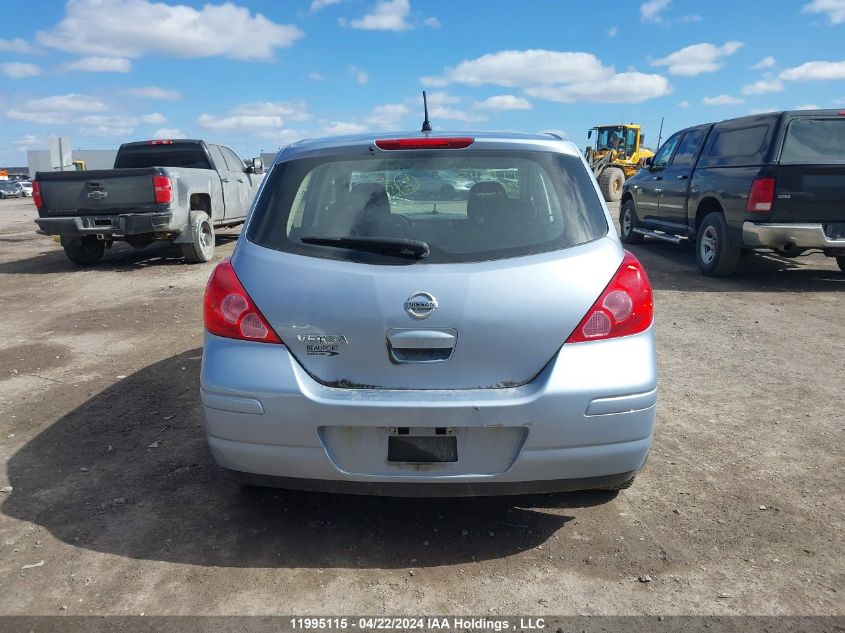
[200,131,656,496]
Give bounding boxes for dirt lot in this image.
[0,196,842,618]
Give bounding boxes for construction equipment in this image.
[72,160,86,171]
[585,124,654,202]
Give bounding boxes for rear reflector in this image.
[204,258,282,344]
[153,175,172,204]
[746,177,775,212]
[375,137,474,150]
[147,140,174,145]
[32,180,43,209]
[566,251,653,344]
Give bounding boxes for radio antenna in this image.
[421,91,432,132]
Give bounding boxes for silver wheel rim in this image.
[622,208,633,235]
[700,226,717,265]
[200,220,213,253]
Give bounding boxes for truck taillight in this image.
[746,177,775,212]
[204,258,282,344]
[566,251,653,344]
[32,181,43,208]
[153,175,172,204]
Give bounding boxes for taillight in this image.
[204,259,281,344]
[746,177,775,212]
[153,175,172,204]
[32,180,43,208]
[375,137,474,150]
[566,251,653,344]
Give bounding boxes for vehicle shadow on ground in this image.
[627,241,844,293]
[2,349,615,569]
[0,233,240,275]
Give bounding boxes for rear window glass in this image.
[247,151,607,264]
[781,118,845,163]
[114,144,211,169]
[709,126,768,158]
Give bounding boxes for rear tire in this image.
[599,167,625,202]
[696,212,741,277]
[181,211,215,263]
[63,236,105,266]
[619,199,644,244]
[836,255,845,273]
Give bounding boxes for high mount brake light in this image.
[153,175,172,204]
[746,177,775,212]
[374,137,475,150]
[147,140,174,145]
[32,180,43,208]
[566,251,653,343]
[204,259,282,344]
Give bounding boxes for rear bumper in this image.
[200,328,657,496]
[35,213,175,237]
[742,222,845,250]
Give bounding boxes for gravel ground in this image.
[0,197,842,618]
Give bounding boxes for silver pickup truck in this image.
[33,139,264,265]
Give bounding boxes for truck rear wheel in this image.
[181,211,215,263]
[63,236,105,266]
[696,212,741,277]
[599,167,625,202]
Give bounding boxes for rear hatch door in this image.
[36,168,158,216]
[773,115,845,224]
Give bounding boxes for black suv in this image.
[620,110,845,276]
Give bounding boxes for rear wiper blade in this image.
[301,236,430,259]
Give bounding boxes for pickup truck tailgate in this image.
[773,165,845,223]
[36,168,159,216]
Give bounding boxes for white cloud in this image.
[678,100,691,107]
[796,103,821,110]
[79,114,138,137]
[259,129,304,145]
[349,66,369,84]
[0,38,33,53]
[198,101,310,130]
[803,0,845,24]
[38,0,303,61]
[1,62,41,78]
[310,0,341,12]
[751,56,776,69]
[25,94,107,113]
[424,50,671,105]
[13,134,45,152]
[702,94,744,106]
[428,107,486,122]
[423,17,441,28]
[741,78,784,95]
[641,0,671,23]
[780,60,845,81]
[140,113,166,124]
[475,95,532,111]
[152,128,186,139]
[349,0,412,31]
[308,72,323,81]
[652,41,744,76]
[67,57,131,73]
[750,108,777,115]
[425,91,462,105]
[365,103,409,128]
[128,86,182,100]
[526,72,671,104]
[320,121,368,136]
[607,26,618,37]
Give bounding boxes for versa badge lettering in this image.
[297,334,349,357]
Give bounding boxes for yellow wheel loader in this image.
[586,124,655,202]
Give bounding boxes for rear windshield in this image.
[781,118,845,163]
[246,151,607,264]
[114,144,211,169]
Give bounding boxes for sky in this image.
[1,0,844,165]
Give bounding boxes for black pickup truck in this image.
[34,139,264,265]
[619,110,845,276]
